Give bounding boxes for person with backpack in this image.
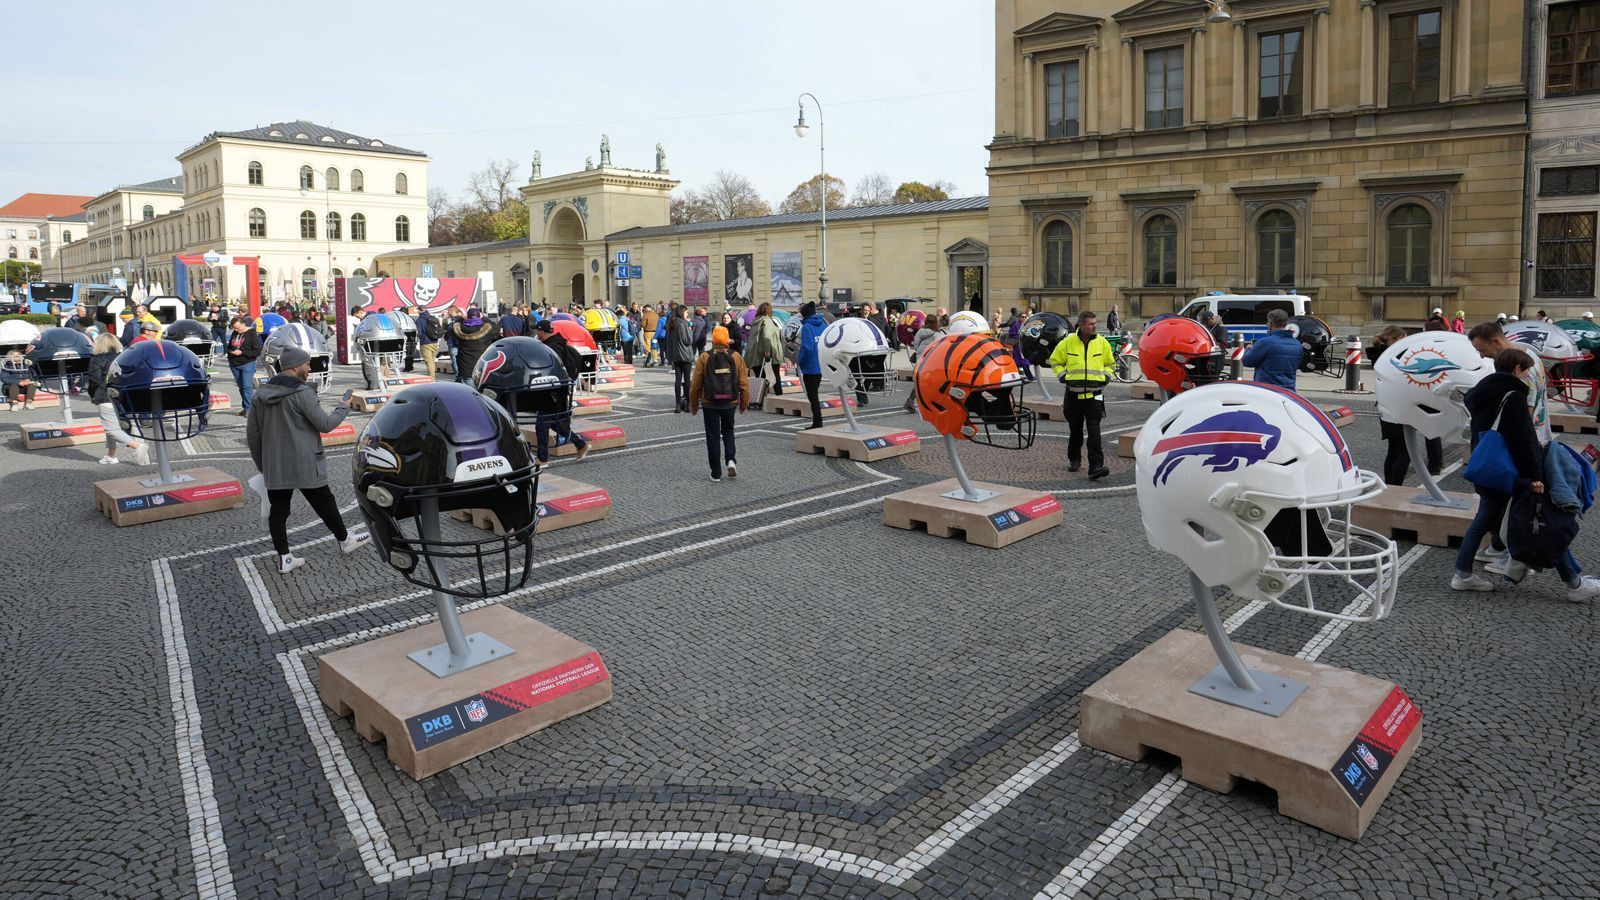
[688,325,750,482]
[532,319,591,467]
[414,305,441,378]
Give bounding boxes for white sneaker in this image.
[1451,573,1495,592]
[726,460,737,479]
[277,554,305,574]
[1565,576,1600,603]
[24,401,35,410]
[98,455,118,465]
[710,473,722,482]
[1474,546,1509,565]
[130,441,150,466]
[340,532,372,554]
[1485,557,1511,576]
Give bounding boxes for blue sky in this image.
[4,1,994,209]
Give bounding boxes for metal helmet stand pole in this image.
[836,384,863,433]
[406,496,515,678]
[139,392,195,488]
[940,433,1000,503]
[1403,424,1470,508]
[1185,570,1308,716]
[1035,365,1054,402]
[56,363,73,422]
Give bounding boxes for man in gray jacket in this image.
[247,347,370,574]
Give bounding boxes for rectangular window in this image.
[1547,1,1600,96]
[1388,10,1442,106]
[1258,30,1304,118]
[1044,61,1080,139]
[1537,212,1597,296]
[1541,165,1600,196]
[1144,47,1184,130]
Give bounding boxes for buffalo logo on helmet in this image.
[1389,346,1462,387]
[1150,409,1282,485]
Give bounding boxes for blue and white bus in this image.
[24,281,123,315]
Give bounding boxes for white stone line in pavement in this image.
[165,502,360,561]
[236,556,289,633]
[153,559,239,900]
[1033,543,1431,900]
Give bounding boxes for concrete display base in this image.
[1323,405,1356,428]
[763,394,854,418]
[589,365,634,392]
[1021,397,1067,422]
[93,466,245,526]
[1351,485,1478,547]
[894,365,915,382]
[318,606,613,780]
[20,420,105,449]
[1551,412,1599,435]
[1081,629,1422,841]
[794,423,921,462]
[1131,382,1160,401]
[1117,430,1139,459]
[882,479,1062,548]
[519,424,627,459]
[571,393,613,416]
[209,392,232,412]
[321,422,358,447]
[349,389,395,412]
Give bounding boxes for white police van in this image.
[1176,292,1313,344]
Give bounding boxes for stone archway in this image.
[570,273,585,304]
[548,207,585,244]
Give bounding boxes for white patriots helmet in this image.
[819,317,892,394]
[781,315,804,361]
[1504,319,1596,410]
[0,319,41,373]
[262,322,334,393]
[1375,332,1491,443]
[947,310,993,336]
[1135,382,1398,623]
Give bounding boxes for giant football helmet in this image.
[353,382,541,598]
[259,311,287,338]
[164,319,216,369]
[1375,331,1492,442]
[1557,317,1600,353]
[1138,316,1224,394]
[547,319,599,385]
[781,315,805,361]
[473,337,572,422]
[1136,382,1398,622]
[1018,312,1071,367]
[26,327,94,382]
[107,340,210,441]
[1505,319,1597,411]
[262,322,334,393]
[819,317,892,395]
[914,333,1036,448]
[895,310,927,349]
[947,310,993,337]
[355,311,409,374]
[0,319,41,375]
[1288,315,1334,373]
[584,307,619,341]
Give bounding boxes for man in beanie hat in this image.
[688,325,750,481]
[247,346,369,574]
[448,305,498,383]
[797,301,828,429]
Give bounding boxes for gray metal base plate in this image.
[407,632,517,678]
[140,472,196,488]
[1411,492,1473,510]
[940,487,1002,503]
[1188,664,1309,717]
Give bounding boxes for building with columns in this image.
[989,0,1529,327]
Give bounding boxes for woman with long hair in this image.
[83,332,148,465]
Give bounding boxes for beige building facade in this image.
[1526,0,1600,317]
[989,0,1530,328]
[0,193,94,276]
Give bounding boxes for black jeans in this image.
[268,485,348,556]
[702,406,736,476]
[1381,434,1444,486]
[673,361,693,410]
[1064,394,1105,470]
[756,360,783,394]
[534,410,586,461]
[803,373,824,427]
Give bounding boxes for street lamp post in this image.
[301,173,332,303]
[794,93,828,303]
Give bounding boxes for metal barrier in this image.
[1343,335,1364,392]
[1229,334,1245,381]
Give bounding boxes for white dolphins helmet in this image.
[1135,382,1398,622]
[1375,332,1492,442]
[819,317,892,394]
[947,310,993,336]
[1504,319,1595,410]
[262,322,334,393]
[0,319,41,373]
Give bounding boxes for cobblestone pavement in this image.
[0,356,1595,899]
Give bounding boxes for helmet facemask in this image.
[954,380,1037,449]
[113,383,210,441]
[0,346,32,374]
[492,383,573,423]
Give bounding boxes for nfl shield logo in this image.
[464,699,488,723]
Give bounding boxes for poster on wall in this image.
[683,256,709,305]
[724,254,755,307]
[331,277,483,364]
[770,251,803,305]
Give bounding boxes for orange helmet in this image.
[1138,316,1224,394]
[914,333,1036,448]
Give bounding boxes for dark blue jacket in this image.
[797,313,828,375]
[499,313,525,336]
[1242,329,1302,390]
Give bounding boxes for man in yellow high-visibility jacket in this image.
[1048,310,1116,479]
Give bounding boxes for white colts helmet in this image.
[947,310,993,336]
[1135,382,1398,623]
[819,317,892,394]
[262,322,334,393]
[1375,332,1491,442]
[0,319,41,373]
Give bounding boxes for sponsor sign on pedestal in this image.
[20,420,105,450]
[321,422,358,447]
[518,425,627,459]
[571,393,612,416]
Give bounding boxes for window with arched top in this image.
[1142,215,1179,287]
[301,268,317,296]
[300,210,317,239]
[143,204,154,221]
[331,267,344,280]
[300,165,314,190]
[1256,210,1296,287]
[350,169,364,192]
[63,230,72,242]
[28,247,38,260]
[352,268,368,278]
[249,208,266,238]
[248,161,263,185]
[1042,220,1073,288]
[326,211,342,240]
[6,246,15,259]
[350,213,367,241]
[325,167,340,191]
[395,172,408,195]
[1385,203,1432,286]
[395,215,410,242]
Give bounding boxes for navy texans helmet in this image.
[472,337,572,423]
[164,319,216,368]
[262,322,333,392]
[353,382,541,598]
[1019,312,1071,367]
[107,340,211,441]
[26,327,95,380]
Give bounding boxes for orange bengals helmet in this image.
[914,333,1037,449]
[1138,316,1225,395]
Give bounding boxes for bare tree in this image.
[465,158,521,211]
[694,170,772,221]
[779,174,848,214]
[849,172,896,207]
[427,187,453,226]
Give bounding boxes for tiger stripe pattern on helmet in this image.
[914,333,1020,439]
